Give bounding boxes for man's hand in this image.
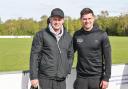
[100,80,108,89]
[31,79,39,88]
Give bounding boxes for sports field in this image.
[0,36,128,71]
[0,38,32,71]
[110,36,128,64]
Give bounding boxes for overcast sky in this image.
[0,0,128,21]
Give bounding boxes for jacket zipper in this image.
[56,40,62,79]
[57,41,61,53]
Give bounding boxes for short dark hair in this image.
[80,8,94,18]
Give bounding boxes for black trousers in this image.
[39,78,66,89]
[74,77,101,89]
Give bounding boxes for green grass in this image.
[0,38,32,71]
[109,36,128,64]
[0,36,128,71]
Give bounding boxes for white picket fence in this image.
[0,64,128,89]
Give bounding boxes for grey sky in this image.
[0,0,128,21]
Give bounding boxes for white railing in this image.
[0,36,32,38]
[0,64,128,89]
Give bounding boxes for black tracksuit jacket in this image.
[73,26,111,81]
[30,27,74,80]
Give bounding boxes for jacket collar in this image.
[81,26,99,34]
[48,23,64,38]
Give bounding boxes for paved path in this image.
[66,69,76,89]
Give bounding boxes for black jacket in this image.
[30,27,74,80]
[73,26,111,81]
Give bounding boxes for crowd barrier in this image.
[0,64,128,89]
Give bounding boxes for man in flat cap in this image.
[30,8,74,89]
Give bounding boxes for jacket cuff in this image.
[102,76,110,82]
[30,74,38,80]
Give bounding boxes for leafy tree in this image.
[39,15,48,29]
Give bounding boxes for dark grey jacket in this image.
[30,27,74,80]
[73,26,111,81]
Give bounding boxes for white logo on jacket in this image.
[77,38,84,43]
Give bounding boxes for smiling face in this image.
[50,16,64,32]
[81,13,95,31]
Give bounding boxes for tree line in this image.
[0,11,128,36]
